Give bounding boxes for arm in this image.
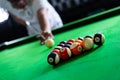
[0,0,26,26]
[37,8,53,44]
[9,12,26,26]
[37,8,51,33]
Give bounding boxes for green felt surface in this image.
[0,7,120,80]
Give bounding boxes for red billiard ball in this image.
[93,33,105,46]
[70,42,83,55]
[52,49,60,55]
[82,36,94,50]
[67,39,75,45]
[59,47,72,60]
[47,52,60,65]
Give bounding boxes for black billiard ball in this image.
[47,52,60,65]
[93,33,105,46]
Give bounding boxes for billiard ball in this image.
[77,37,83,41]
[52,49,60,55]
[85,35,92,38]
[75,39,83,44]
[55,46,62,50]
[82,37,94,50]
[57,41,66,47]
[57,43,65,47]
[64,43,71,48]
[70,42,83,55]
[93,33,105,45]
[67,39,75,45]
[47,52,60,65]
[59,41,66,44]
[45,38,54,48]
[59,47,72,60]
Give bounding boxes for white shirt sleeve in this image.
[0,0,10,10]
[0,0,63,36]
[0,0,18,14]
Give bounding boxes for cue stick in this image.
[0,35,37,50]
[26,21,46,40]
[0,36,29,50]
[0,21,43,50]
[25,21,40,34]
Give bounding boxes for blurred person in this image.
[0,0,63,44]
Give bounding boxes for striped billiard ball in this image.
[82,36,94,50]
[47,52,60,65]
[70,42,83,55]
[59,47,72,60]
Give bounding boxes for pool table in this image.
[0,6,120,80]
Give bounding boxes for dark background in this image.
[0,0,120,43]
[48,0,120,24]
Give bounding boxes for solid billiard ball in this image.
[70,42,83,55]
[93,33,105,45]
[59,47,72,60]
[52,49,60,55]
[45,38,54,48]
[67,39,75,45]
[47,52,60,65]
[75,39,83,44]
[82,37,94,50]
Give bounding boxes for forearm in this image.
[37,8,51,33]
[9,13,26,26]
[36,8,54,44]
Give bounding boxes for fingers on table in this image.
[36,32,54,45]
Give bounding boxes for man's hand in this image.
[36,31,54,45]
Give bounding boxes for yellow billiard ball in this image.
[82,37,94,50]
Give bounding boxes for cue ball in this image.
[45,38,54,48]
[47,52,60,65]
[93,33,105,45]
